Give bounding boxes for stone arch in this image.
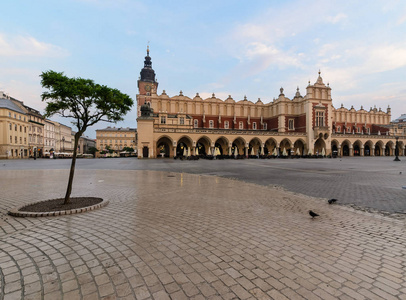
[177,135,193,157]
[248,137,262,156]
[364,140,374,156]
[215,136,229,155]
[314,139,326,156]
[331,139,340,156]
[232,137,246,156]
[196,135,211,156]
[156,135,174,158]
[353,140,363,156]
[293,138,306,156]
[264,137,277,156]
[385,140,394,156]
[280,138,292,156]
[341,139,351,156]
[375,140,384,156]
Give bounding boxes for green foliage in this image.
[40,70,134,132]
[122,147,134,153]
[105,145,114,154]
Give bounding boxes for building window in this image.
[347,127,351,132]
[337,126,341,132]
[263,123,267,130]
[180,117,185,125]
[15,124,17,131]
[9,112,11,117]
[253,122,257,130]
[20,126,22,132]
[10,136,12,143]
[224,121,229,129]
[9,123,11,130]
[367,128,370,134]
[24,138,26,143]
[209,120,214,128]
[357,127,360,133]
[239,121,243,129]
[20,137,22,144]
[160,116,166,124]
[288,119,294,130]
[194,119,198,128]
[15,136,17,143]
[315,111,324,127]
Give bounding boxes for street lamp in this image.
[62,137,65,152]
[394,136,400,161]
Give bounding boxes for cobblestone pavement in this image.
[1,169,406,299]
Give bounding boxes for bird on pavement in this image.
[309,210,319,218]
[328,198,337,204]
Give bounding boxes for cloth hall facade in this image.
[136,49,401,159]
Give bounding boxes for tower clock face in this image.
[145,85,151,92]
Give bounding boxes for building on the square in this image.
[44,119,56,154]
[136,48,402,158]
[0,93,29,159]
[74,133,96,155]
[95,126,137,156]
[24,106,45,157]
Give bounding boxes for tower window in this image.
[315,111,324,127]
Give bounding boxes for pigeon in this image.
[309,210,319,218]
[328,198,337,204]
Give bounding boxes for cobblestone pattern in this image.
[0,169,406,299]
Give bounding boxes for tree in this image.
[41,70,133,204]
[122,146,134,153]
[88,146,99,158]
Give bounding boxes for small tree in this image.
[88,146,99,158]
[122,146,134,153]
[41,70,133,204]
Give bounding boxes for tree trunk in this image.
[64,132,82,204]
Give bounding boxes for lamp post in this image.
[394,136,400,161]
[62,137,65,152]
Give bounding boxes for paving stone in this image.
[0,166,405,299]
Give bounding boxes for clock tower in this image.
[137,46,158,105]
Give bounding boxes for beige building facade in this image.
[0,93,29,159]
[136,50,402,158]
[96,127,137,156]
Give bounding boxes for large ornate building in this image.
[136,49,401,158]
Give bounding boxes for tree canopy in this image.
[41,70,133,131]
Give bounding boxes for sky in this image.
[1,0,406,138]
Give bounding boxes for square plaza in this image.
[0,157,405,299]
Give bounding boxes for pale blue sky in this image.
[1,0,406,138]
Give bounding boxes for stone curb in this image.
[8,199,109,218]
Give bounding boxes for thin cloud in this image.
[0,34,69,57]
